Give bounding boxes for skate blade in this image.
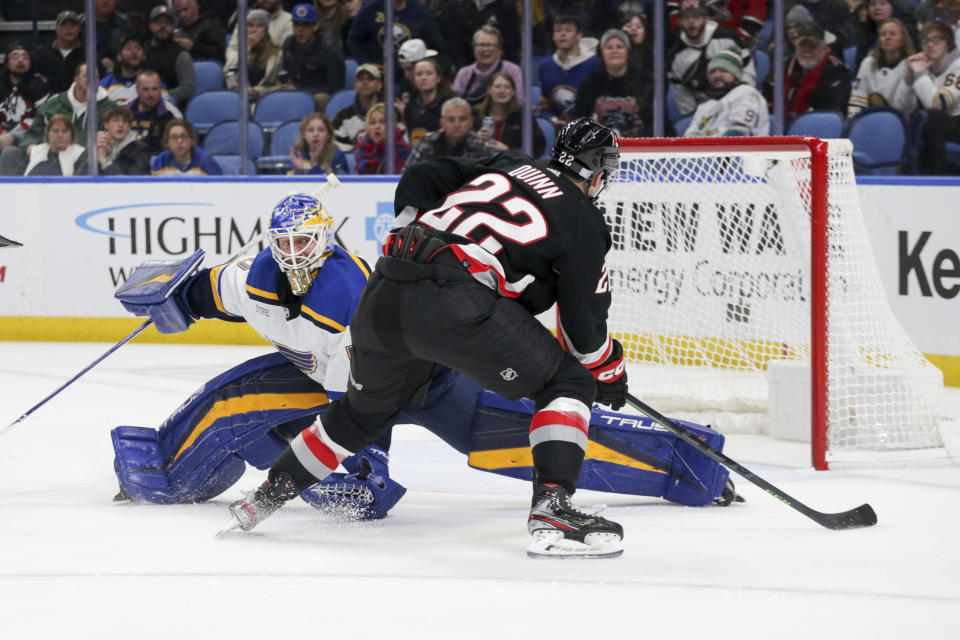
[526,530,623,559]
[216,516,243,536]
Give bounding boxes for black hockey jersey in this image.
[393,151,613,367]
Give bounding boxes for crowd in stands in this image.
[2,0,960,176]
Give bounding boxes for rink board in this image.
[0,175,958,383]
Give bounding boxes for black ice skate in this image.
[221,473,300,533]
[527,483,624,559]
[714,478,746,506]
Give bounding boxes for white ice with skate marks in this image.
[0,342,958,638]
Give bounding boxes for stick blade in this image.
[0,234,22,248]
[819,503,878,530]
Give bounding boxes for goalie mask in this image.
[268,193,335,296]
[549,117,620,203]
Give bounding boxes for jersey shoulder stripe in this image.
[244,250,283,305]
[299,246,370,333]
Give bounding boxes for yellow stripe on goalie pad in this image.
[172,391,328,462]
[468,441,667,474]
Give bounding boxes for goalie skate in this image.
[526,483,623,559]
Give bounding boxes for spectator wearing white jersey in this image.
[896,21,960,173]
[684,47,769,137]
[848,18,916,117]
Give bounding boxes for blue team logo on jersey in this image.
[365,202,395,244]
[272,341,318,375]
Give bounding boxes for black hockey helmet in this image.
[548,117,620,201]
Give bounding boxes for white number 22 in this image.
[418,173,548,254]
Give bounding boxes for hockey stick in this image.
[624,392,878,530]
[2,175,344,437]
[0,234,22,248]
[2,319,154,436]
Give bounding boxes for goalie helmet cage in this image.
[604,136,950,470]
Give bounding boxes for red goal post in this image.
[604,136,949,470]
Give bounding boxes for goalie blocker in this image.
[112,354,733,514]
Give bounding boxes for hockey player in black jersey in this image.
[228,118,629,558]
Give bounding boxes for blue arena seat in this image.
[193,60,225,94]
[787,110,844,138]
[673,114,693,137]
[203,120,265,158]
[753,50,770,84]
[184,90,240,135]
[213,154,256,175]
[325,89,356,120]
[345,58,359,85]
[843,46,858,71]
[844,107,908,175]
[534,117,554,160]
[256,119,303,172]
[253,90,315,131]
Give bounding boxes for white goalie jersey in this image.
[683,84,770,138]
[205,247,371,397]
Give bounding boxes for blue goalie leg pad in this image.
[113,353,331,504]
[112,425,247,504]
[300,447,407,519]
[467,392,730,506]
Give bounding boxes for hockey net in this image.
[601,137,952,469]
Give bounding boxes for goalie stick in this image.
[624,392,878,530]
[2,175,342,438]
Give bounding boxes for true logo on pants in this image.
[500,368,518,381]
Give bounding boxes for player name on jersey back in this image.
[506,165,564,200]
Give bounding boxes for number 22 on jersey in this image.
[418,173,548,254]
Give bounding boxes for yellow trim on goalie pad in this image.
[468,441,668,474]
[172,391,329,462]
[0,317,268,345]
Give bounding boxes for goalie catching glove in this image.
[589,339,627,410]
[299,446,407,520]
[114,249,204,334]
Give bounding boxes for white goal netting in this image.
[600,138,951,466]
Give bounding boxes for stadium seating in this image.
[345,58,359,85]
[844,107,908,175]
[535,117,554,160]
[256,119,302,173]
[185,90,240,135]
[843,46,858,72]
[203,120,265,158]
[325,89,356,120]
[213,154,256,175]
[253,90,315,131]
[673,114,693,137]
[754,50,770,84]
[193,60,224,94]
[787,110,844,138]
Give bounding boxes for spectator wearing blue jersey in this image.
[538,15,598,123]
[289,112,350,175]
[151,119,222,176]
[347,0,445,66]
[100,33,147,106]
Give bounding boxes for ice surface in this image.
[0,342,957,639]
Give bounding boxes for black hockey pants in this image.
[318,251,597,488]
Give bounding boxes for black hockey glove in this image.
[589,339,628,410]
